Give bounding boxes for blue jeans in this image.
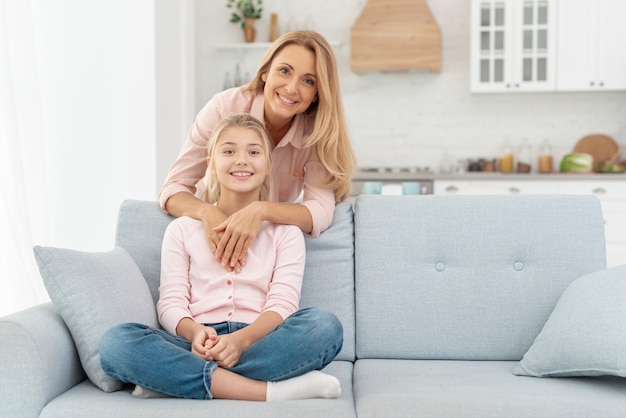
[99,307,343,399]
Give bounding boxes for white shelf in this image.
[215,40,341,50]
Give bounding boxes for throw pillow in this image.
[33,246,158,392]
[514,263,626,378]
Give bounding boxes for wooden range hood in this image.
[351,0,442,73]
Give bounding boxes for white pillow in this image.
[34,246,158,392]
[514,264,626,378]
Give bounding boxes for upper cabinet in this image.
[470,0,557,93]
[470,0,626,93]
[557,0,626,91]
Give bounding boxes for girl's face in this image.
[212,126,269,199]
[261,44,318,123]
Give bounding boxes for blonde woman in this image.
[101,114,343,400]
[160,30,357,272]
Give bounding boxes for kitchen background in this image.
[195,0,626,172]
[2,0,625,315]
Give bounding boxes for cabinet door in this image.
[596,0,626,90]
[557,0,626,91]
[470,0,556,93]
[469,180,559,194]
[433,180,472,195]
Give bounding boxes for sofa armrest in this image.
[0,302,86,418]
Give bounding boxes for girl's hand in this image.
[207,333,245,369]
[213,202,265,272]
[190,326,218,360]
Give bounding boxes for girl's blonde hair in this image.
[244,30,357,202]
[203,114,274,204]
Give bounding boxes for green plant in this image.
[226,0,263,29]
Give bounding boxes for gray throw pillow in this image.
[34,246,158,392]
[514,263,626,378]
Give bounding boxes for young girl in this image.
[100,114,343,401]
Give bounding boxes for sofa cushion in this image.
[33,246,158,392]
[40,361,355,418]
[353,359,626,418]
[514,263,626,377]
[115,200,356,361]
[354,194,607,360]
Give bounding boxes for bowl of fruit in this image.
[599,145,625,173]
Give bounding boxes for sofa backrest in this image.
[115,200,356,361]
[354,194,606,361]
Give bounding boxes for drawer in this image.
[559,180,626,198]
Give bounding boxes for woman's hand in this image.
[213,201,266,272]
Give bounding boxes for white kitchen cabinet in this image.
[470,0,557,93]
[557,0,626,91]
[434,179,558,194]
[433,180,472,195]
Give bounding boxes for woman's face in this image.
[261,44,318,123]
[212,127,268,199]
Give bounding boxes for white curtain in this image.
[0,0,50,316]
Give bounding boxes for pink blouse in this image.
[159,87,336,237]
[156,216,305,334]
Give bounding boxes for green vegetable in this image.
[560,153,593,173]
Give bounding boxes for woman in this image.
[160,30,357,272]
[100,114,343,400]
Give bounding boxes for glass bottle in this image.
[538,138,553,173]
[499,139,514,173]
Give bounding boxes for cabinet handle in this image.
[445,185,459,193]
[592,187,607,195]
[509,187,521,194]
[590,81,595,86]
[599,81,604,87]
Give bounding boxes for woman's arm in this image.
[213,201,312,269]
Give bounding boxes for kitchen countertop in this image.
[353,171,626,181]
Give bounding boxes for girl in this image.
[160,30,357,273]
[100,114,343,401]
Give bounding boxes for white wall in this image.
[193,0,626,172]
[30,0,189,252]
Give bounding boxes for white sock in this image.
[131,385,172,398]
[266,371,341,402]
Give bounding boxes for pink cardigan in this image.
[156,216,305,333]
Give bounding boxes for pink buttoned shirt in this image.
[156,216,305,334]
[159,87,336,237]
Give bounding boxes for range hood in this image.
[351,0,442,73]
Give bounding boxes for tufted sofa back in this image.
[354,194,606,361]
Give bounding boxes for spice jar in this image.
[538,138,553,173]
[499,140,514,173]
[516,138,532,173]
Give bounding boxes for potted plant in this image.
[226,0,263,42]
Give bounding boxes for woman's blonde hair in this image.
[203,114,274,204]
[244,30,357,202]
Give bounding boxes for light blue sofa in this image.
[2,195,626,417]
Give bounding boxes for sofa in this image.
[3,194,626,417]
